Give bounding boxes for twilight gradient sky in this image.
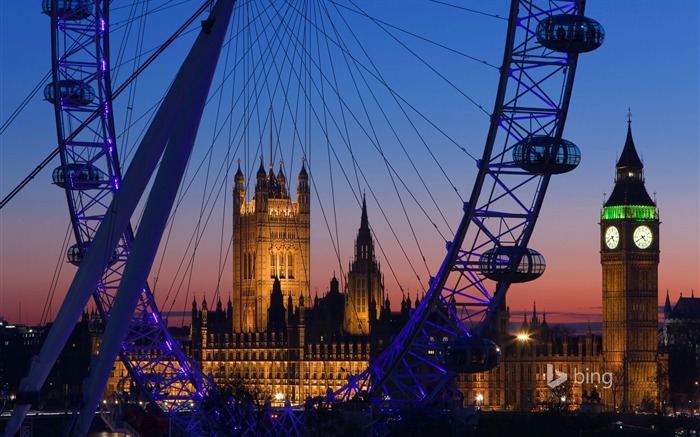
[1,1,698,328]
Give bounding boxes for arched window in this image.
[279,252,286,278]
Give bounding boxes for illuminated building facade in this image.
[189,171,403,404]
[231,158,311,333]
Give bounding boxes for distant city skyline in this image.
[1,1,698,327]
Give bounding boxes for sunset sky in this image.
[1,1,698,329]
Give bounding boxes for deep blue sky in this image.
[1,1,698,326]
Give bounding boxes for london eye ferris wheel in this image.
[4,0,603,435]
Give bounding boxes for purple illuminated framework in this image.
[43,0,245,434]
[36,0,602,436]
[333,0,599,411]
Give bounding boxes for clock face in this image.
[605,226,620,249]
[633,225,653,249]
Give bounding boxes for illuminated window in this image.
[287,253,294,279]
[279,253,286,278]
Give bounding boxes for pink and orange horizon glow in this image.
[1,2,698,330]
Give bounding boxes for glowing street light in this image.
[516,333,530,341]
[475,393,484,409]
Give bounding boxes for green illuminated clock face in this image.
[605,226,619,249]
[633,225,653,249]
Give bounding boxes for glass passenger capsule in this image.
[67,242,118,266]
[439,337,501,373]
[512,136,580,174]
[536,15,604,53]
[41,0,93,21]
[67,243,85,266]
[44,80,96,106]
[52,163,107,190]
[479,246,546,283]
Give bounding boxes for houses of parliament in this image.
[182,120,665,409]
[188,157,407,404]
[6,122,698,413]
[8,121,694,413]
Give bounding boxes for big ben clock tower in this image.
[601,117,659,410]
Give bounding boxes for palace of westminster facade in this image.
[102,122,668,411]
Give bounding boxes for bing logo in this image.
[546,363,612,389]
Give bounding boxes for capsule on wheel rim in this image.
[44,80,96,106]
[41,0,93,21]
[52,163,107,190]
[513,136,580,174]
[479,246,545,283]
[439,337,501,373]
[67,242,118,266]
[536,15,604,53]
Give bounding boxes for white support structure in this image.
[76,0,235,433]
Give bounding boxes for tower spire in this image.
[361,193,369,231]
[532,301,537,321]
[604,116,655,208]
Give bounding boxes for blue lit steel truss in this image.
[44,1,245,434]
[6,0,246,435]
[333,0,593,408]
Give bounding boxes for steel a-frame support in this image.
[3,1,236,436]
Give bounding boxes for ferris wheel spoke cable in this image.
[244,0,371,293]
[156,132,239,311]
[113,0,150,164]
[309,1,345,270]
[310,3,366,199]
[157,1,298,310]
[288,2,448,286]
[269,0,350,284]
[252,0,350,271]
[299,0,474,212]
[0,70,52,135]
[429,0,508,21]
[320,0,452,262]
[267,2,429,293]
[40,222,74,326]
[328,0,481,196]
[340,0,493,119]
[251,0,353,283]
[336,0,501,70]
[321,3,444,247]
[207,13,235,302]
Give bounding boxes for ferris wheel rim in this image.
[38,0,602,434]
[333,0,596,407]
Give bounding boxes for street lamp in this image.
[516,333,530,342]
